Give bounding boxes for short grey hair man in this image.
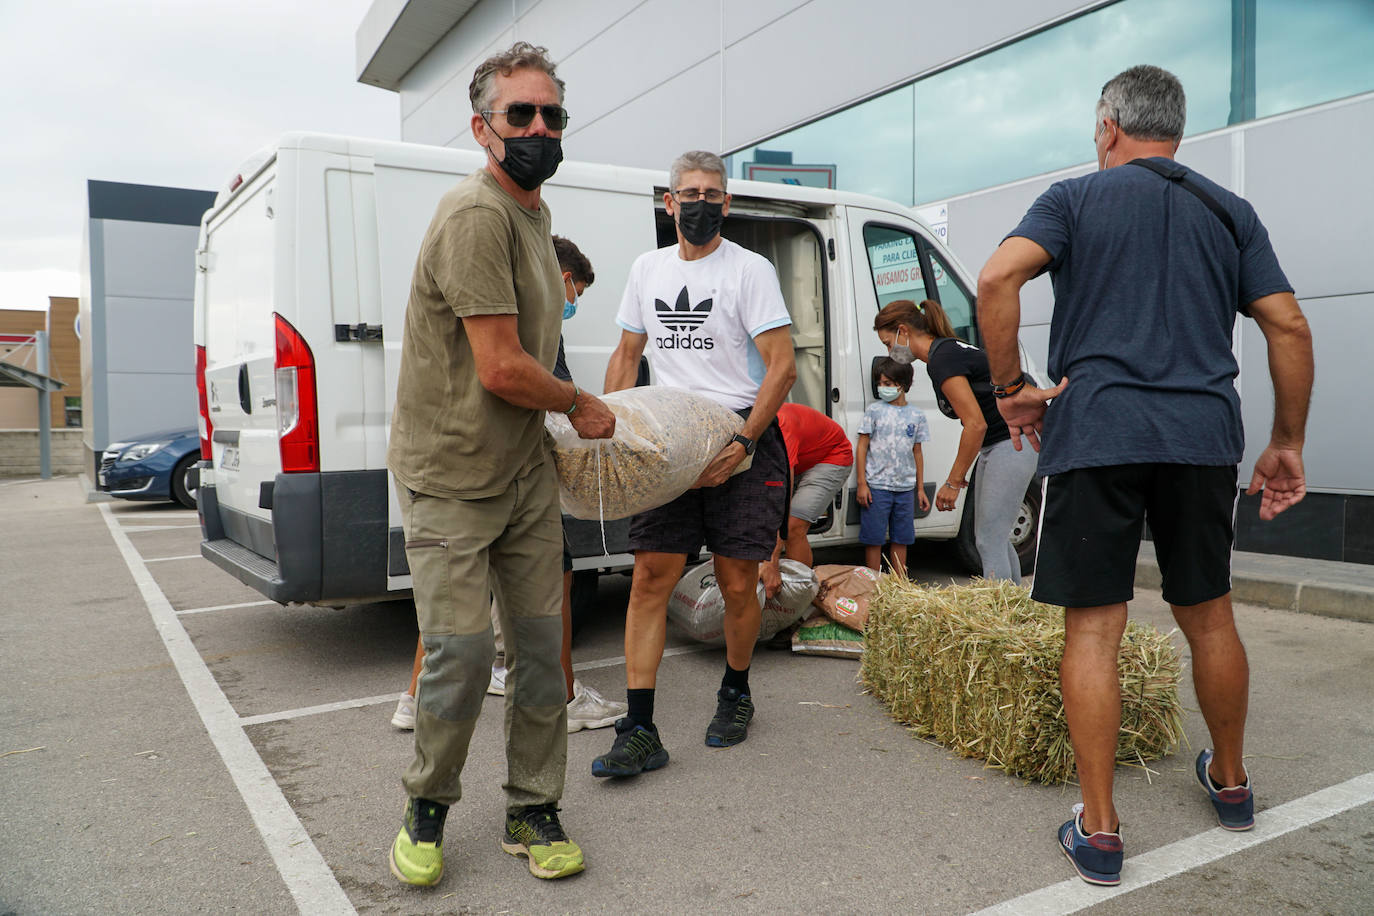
[669,150,728,194]
[1096,64,1186,143]
[468,40,566,113]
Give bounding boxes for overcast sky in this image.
[0,0,399,311]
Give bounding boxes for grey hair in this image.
[669,150,728,192]
[469,41,565,114]
[1097,65,1186,142]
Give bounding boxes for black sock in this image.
[721,663,750,695]
[626,688,655,727]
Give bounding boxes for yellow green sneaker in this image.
[501,804,585,879]
[389,797,448,886]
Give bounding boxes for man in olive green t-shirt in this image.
[384,41,614,888]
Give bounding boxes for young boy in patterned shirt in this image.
[855,357,931,572]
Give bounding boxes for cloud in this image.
[0,0,397,308]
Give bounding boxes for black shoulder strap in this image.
[1126,158,1240,248]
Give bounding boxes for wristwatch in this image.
[731,433,756,456]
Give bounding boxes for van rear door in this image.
[201,172,280,558]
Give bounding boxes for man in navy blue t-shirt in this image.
[976,65,1313,886]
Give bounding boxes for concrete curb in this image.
[1137,542,1374,624]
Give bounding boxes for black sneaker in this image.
[389,797,448,886]
[705,687,754,747]
[501,804,584,879]
[590,718,669,777]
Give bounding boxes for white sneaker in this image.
[391,693,416,730]
[488,664,507,696]
[566,680,627,734]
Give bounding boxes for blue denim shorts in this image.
[859,487,915,546]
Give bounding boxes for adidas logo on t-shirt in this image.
[655,286,715,349]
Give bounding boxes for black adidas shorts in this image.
[628,416,788,562]
[1030,463,1238,608]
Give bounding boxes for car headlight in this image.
[119,440,171,462]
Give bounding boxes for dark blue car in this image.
[99,428,201,508]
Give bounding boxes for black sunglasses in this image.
[483,103,570,130]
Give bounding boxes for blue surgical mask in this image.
[563,293,578,320]
[877,385,901,402]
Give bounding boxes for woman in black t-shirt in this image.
[873,298,1039,582]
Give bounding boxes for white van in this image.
[193,132,1043,609]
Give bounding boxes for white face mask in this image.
[877,385,901,402]
[887,328,915,365]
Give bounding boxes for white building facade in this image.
[356,0,1374,565]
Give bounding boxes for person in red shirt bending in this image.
[760,402,855,592]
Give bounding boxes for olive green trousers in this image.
[396,461,567,810]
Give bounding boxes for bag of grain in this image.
[667,560,817,647]
[812,564,882,632]
[546,387,743,521]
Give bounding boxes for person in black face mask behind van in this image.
[595,150,797,779]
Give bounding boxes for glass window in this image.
[727,0,1374,206]
[1255,0,1374,118]
[862,224,978,343]
[862,224,926,310]
[727,84,914,205]
[912,0,1231,203]
[919,242,977,344]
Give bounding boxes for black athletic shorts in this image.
[628,414,789,561]
[1031,463,1238,608]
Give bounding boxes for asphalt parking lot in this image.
[2,475,1372,915]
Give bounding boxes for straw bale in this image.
[859,577,1184,785]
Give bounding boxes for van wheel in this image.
[953,479,1042,578]
[171,454,199,509]
[569,570,599,638]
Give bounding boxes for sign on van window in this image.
[865,228,924,306]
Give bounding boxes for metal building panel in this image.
[99,220,202,301]
[1241,291,1367,494]
[104,296,194,376]
[559,57,723,170]
[724,0,810,44]
[1242,96,1374,300]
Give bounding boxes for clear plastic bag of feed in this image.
[667,559,818,647]
[546,387,744,521]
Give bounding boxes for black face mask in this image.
[488,130,563,191]
[676,199,725,246]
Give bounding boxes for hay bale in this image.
[859,578,1184,785]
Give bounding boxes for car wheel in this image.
[171,454,199,509]
[953,478,1043,578]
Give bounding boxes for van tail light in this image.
[273,313,320,473]
[195,345,213,460]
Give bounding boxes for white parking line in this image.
[240,694,401,727]
[236,645,718,729]
[177,600,277,616]
[573,643,714,672]
[144,554,203,563]
[970,770,1374,916]
[121,524,202,531]
[98,503,355,915]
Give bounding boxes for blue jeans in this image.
[859,487,915,546]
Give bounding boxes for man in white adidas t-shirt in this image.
[591,150,797,778]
